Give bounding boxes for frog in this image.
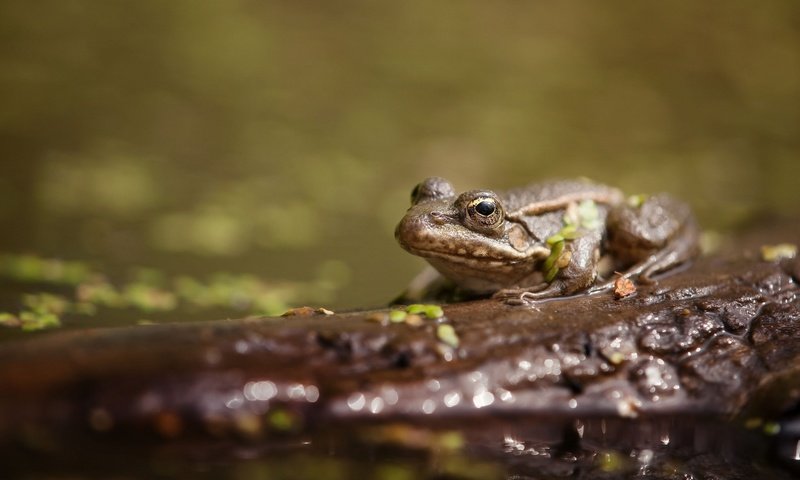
[395,177,699,304]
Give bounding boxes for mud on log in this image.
[0,245,799,444]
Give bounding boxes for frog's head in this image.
[395,177,548,293]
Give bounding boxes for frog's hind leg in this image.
[630,221,700,283]
[605,194,700,284]
[588,242,694,295]
[593,218,700,295]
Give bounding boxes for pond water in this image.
[1,1,799,477]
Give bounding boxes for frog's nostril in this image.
[429,212,447,224]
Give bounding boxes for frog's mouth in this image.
[400,244,548,269]
[403,246,520,268]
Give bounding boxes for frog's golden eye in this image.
[474,199,496,216]
[462,194,504,234]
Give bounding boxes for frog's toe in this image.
[638,271,658,284]
[493,284,547,297]
[491,288,524,301]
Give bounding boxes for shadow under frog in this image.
[395,177,700,304]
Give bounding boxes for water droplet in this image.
[287,383,306,400]
[443,391,461,408]
[305,385,320,403]
[575,420,584,438]
[244,380,277,401]
[422,399,436,414]
[382,387,399,405]
[369,397,385,414]
[204,348,222,366]
[234,340,250,354]
[472,390,494,408]
[426,379,441,392]
[568,398,578,409]
[496,388,514,403]
[347,393,366,412]
[226,392,245,409]
[637,449,654,465]
[504,434,525,452]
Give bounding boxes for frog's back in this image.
[499,179,624,212]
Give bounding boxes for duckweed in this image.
[19,311,61,331]
[627,194,648,208]
[268,408,297,431]
[389,310,408,323]
[595,450,627,473]
[0,253,344,331]
[436,324,459,348]
[760,243,797,261]
[543,203,599,282]
[763,422,781,436]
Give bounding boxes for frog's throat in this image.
[403,244,549,266]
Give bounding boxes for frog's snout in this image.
[395,211,443,248]
[395,214,423,245]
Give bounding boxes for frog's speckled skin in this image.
[395,177,700,302]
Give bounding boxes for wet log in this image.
[0,226,798,447]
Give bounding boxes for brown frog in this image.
[395,177,699,303]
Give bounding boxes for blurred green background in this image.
[0,1,798,324]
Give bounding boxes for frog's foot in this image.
[586,277,620,295]
[615,239,697,287]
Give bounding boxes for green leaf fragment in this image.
[438,431,465,451]
[19,311,61,331]
[405,304,426,315]
[546,234,564,245]
[543,240,565,273]
[578,199,599,220]
[576,199,602,230]
[389,310,407,323]
[596,450,627,473]
[544,266,559,283]
[436,324,459,348]
[423,305,444,319]
[760,243,797,262]
[763,422,781,436]
[627,194,648,208]
[0,313,20,327]
[744,417,763,429]
[560,224,581,239]
[268,409,296,431]
[404,303,443,319]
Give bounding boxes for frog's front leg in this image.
[493,231,603,304]
[604,194,700,283]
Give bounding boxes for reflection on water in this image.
[2,415,797,479]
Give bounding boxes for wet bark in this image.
[0,225,798,445]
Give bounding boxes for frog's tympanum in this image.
[395,177,699,303]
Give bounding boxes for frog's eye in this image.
[462,193,504,234]
[474,199,496,216]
